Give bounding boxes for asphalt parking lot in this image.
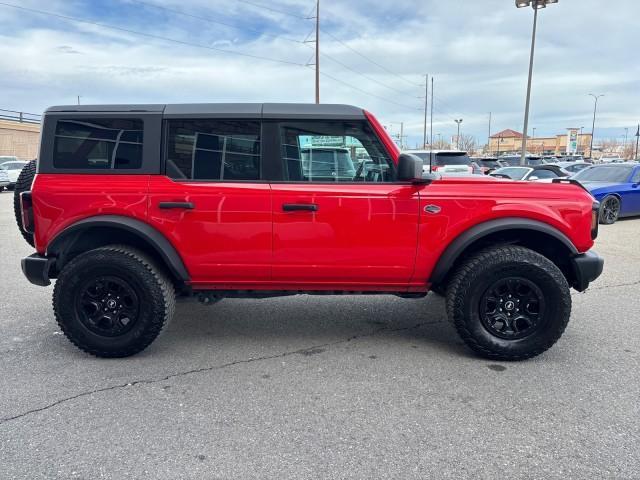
[0,190,638,479]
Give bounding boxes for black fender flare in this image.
[47,215,190,282]
[429,217,578,285]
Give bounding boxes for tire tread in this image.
[53,245,175,358]
[446,245,571,361]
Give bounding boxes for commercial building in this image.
[489,129,593,157]
[0,111,41,160]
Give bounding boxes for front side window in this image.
[280,121,394,182]
[166,120,261,181]
[53,118,143,169]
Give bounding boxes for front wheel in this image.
[599,195,620,224]
[53,245,175,358]
[446,246,571,361]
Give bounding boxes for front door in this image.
[270,120,420,289]
[148,118,272,286]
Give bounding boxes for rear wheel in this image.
[446,245,571,361]
[13,159,37,246]
[53,245,175,358]
[599,195,620,224]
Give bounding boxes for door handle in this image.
[282,203,318,212]
[159,201,195,210]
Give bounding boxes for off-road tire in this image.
[599,194,620,225]
[53,245,175,358]
[13,159,37,247]
[446,245,571,361]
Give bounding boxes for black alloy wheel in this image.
[599,195,620,225]
[480,277,545,340]
[77,276,140,337]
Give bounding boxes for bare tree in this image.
[458,134,477,153]
[600,138,620,154]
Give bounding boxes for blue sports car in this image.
[571,163,640,224]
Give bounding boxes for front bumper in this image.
[21,254,55,287]
[571,250,604,292]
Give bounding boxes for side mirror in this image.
[397,153,426,183]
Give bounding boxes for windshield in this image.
[410,152,470,166]
[492,167,530,180]
[480,160,500,167]
[301,150,355,177]
[572,166,633,183]
[499,156,520,166]
[3,162,25,170]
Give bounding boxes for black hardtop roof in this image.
[45,103,366,120]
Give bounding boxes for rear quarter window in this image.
[53,118,144,170]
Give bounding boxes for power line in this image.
[0,2,305,66]
[127,0,307,45]
[321,29,422,88]
[314,68,421,111]
[234,0,313,20]
[317,49,420,99]
[1,1,425,113]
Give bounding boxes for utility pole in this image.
[399,122,404,150]
[77,95,81,105]
[454,119,463,149]
[589,94,604,159]
[430,77,434,156]
[423,74,428,148]
[315,0,320,104]
[635,124,639,161]
[487,112,492,155]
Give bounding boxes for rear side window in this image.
[165,120,261,181]
[53,119,143,169]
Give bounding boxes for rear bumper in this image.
[571,250,604,292]
[21,254,55,287]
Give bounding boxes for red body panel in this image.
[271,183,420,286]
[147,176,272,284]
[411,177,595,286]
[32,174,150,254]
[29,112,596,292]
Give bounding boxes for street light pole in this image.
[589,93,604,159]
[454,119,463,149]
[516,0,558,165]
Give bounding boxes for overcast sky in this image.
[0,0,638,147]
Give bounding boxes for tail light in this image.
[20,191,34,234]
[591,201,600,240]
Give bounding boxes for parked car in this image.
[0,169,9,191]
[0,159,28,189]
[490,165,570,181]
[599,156,624,164]
[16,103,602,361]
[499,155,545,167]
[471,157,503,175]
[299,147,356,181]
[404,149,473,175]
[556,161,591,174]
[571,163,640,224]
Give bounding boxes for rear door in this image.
[148,117,272,286]
[269,119,420,289]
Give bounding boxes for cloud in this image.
[0,0,637,146]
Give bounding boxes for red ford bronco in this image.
[15,103,603,360]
